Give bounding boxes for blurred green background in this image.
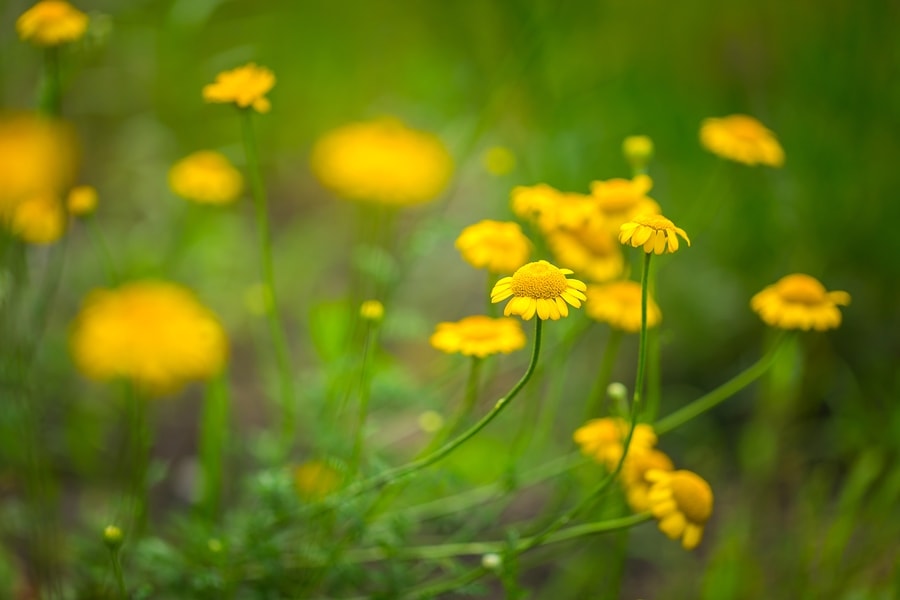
[2,0,899,598]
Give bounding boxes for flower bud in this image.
[103,525,123,549]
[622,135,654,172]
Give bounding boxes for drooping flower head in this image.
[585,281,662,333]
[646,469,714,550]
[590,175,660,230]
[455,220,531,274]
[16,1,88,46]
[490,260,587,321]
[750,273,850,331]
[67,184,97,216]
[70,281,228,393]
[619,214,690,255]
[202,63,275,114]
[430,315,526,358]
[573,417,658,470]
[168,151,243,205]
[621,448,675,513]
[546,219,624,283]
[311,118,453,206]
[700,114,784,167]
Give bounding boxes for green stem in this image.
[127,385,150,534]
[40,46,61,115]
[634,252,652,408]
[350,321,379,470]
[109,547,127,598]
[240,111,296,446]
[86,216,119,284]
[654,332,788,435]
[200,372,230,522]
[584,328,622,420]
[421,356,482,456]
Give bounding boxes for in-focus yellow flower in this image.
[10,193,65,244]
[490,260,587,321]
[511,184,595,233]
[622,136,654,172]
[359,299,384,322]
[67,184,97,216]
[70,281,228,393]
[573,417,658,470]
[455,220,531,274]
[546,219,624,283]
[750,273,850,331]
[293,460,342,501]
[585,281,661,333]
[168,151,243,205]
[646,469,714,550]
[590,175,660,230]
[621,448,674,513]
[16,1,88,46]
[429,315,526,358]
[311,118,453,206]
[700,114,784,167]
[482,145,516,176]
[202,63,275,114]
[619,214,690,255]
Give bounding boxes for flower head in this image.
[9,192,65,244]
[646,469,714,550]
[430,315,526,358]
[293,460,342,501]
[67,184,97,216]
[585,281,661,333]
[573,418,658,470]
[546,219,624,283]
[619,214,690,255]
[70,281,228,393]
[359,299,384,322]
[590,175,660,230]
[700,114,784,167]
[750,273,850,331]
[490,260,587,321]
[481,146,516,176]
[621,448,674,512]
[511,184,595,233]
[622,136,654,171]
[202,63,275,113]
[455,220,531,274]
[17,1,88,46]
[311,118,453,206]
[168,151,243,205]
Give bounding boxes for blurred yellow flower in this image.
[168,151,243,205]
[293,460,341,501]
[311,118,453,206]
[750,273,850,331]
[622,136,654,171]
[9,192,65,244]
[585,281,661,333]
[573,418,658,470]
[511,184,595,233]
[621,448,674,513]
[646,469,713,550]
[481,145,516,176]
[619,214,690,255]
[66,184,97,216]
[546,219,624,283]
[429,315,526,358]
[700,114,784,167]
[70,281,228,393]
[590,175,660,230]
[455,220,531,274]
[202,63,275,114]
[16,1,88,46]
[359,299,384,322]
[491,260,587,321]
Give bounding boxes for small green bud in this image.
[481,552,502,571]
[103,525,123,549]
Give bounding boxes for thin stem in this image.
[350,321,379,470]
[240,111,296,446]
[200,372,230,522]
[584,328,623,420]
[634,252,652,408]
[40,46,61,115]
[109,547,127,599]
[127,385,150,534]
[421,356,483,455]
[654,332,788,435]
[86,216,119,284]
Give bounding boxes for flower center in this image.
[510,261,569,299]
[669,472,713,523]
[727,116,765,140]
[777,274,826,305]
[632,214,674,230]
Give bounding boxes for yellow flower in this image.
[9,193,65,244]
[293,460,342,501]
[70,281,228,393]
[573,418,658,470]
[546,219,624,283]
[168,151,243,205]
[590,175,660,230]
[359,299,384,322]
[622,136,654,171]
[455,220,531,274]
[619,214,690,255]
[510,184,595,233]
[585,281,661,333]
[429,315,526,358]
[311,118,453,206]
[16,1,88,46]
[490,260,587,321]
[481,145,516,176]
[202,63,275,114]
[646,469,714,550]
[621,448,674,513]
[700,114,785,167]
[750,273,850,331]
[66,184,97,216]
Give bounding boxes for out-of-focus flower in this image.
[619,214,690,255]
[511,184,595,233]
[750,274,850,331]
[202,63,275,114]
[491,260,587,321]
[418,410,444,433]
[546,219,624,283]
[429,315,526,358]
[646,469,714,550]
[621,448,674,512]
[700,114,784,167]
[585,281,661,333]
[590,175,659,230]
[66,184,97,216]
[359,299,384,322]
[102,525,123,549]
[311,118,453,206]
[16,1,88,46]
[293,460,341,501]
[70,281,228,393]
[622,136,654,172]
[573,417,657,470]
[455,220,531,274]
[481,146,516,176]
[10,193,65,244]
[168,151,243,205]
